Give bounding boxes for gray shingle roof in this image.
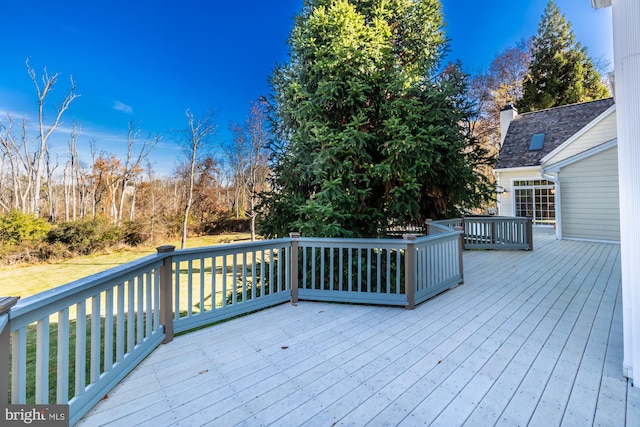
[495,98,615,170]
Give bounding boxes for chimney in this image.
[500,104,517,146]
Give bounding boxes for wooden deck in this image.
[79,229,639,426]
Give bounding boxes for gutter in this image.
[540,169,561,240]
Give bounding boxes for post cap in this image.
[156,245,176,253]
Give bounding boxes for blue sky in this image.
[0,0,612,175]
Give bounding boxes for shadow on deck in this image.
[79,229,640,426]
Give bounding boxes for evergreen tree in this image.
[259,0,493,238]
[518,0,609,112]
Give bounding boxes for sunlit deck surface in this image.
[80,229,639,426]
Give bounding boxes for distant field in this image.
[0,233,252,300]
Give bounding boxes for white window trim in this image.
[511,176,556,227]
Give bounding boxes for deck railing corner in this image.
[156,245,176,344]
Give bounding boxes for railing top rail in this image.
[297,229,460,248]
[172,238,292,260]
[435,216,531,222]
[9,253,164,328]
[297,236,408,247]
[426,221,458,233]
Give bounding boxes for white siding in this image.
[495,168,541,217]
[560,146,620,242]
[545,111,617,165]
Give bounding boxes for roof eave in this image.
[592,0,612,9]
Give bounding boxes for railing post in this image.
[454,226,465,284]
[527,218,534,251]
[424,219,433,235]
[0,297,19,404]
[403,234,416,310]
[290,233,300,305]
[491,220,497,245]
[157,245,175,344]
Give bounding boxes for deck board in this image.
[79,229,637,426]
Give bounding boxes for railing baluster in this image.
[320,246,325,290]
[145,273,152,338]
[75,301,86,398]
[386,249,391,293]
[232,254,238,305]
[376,248,381,293]
[104,289,113,372]
[242,252,248,301]
[396,248,402,294]
[127,279,134,352]
[278,247,283,292]
[187,260,193,316]
[35,317,50,404]
[91,295,101,384]
[200,258,206,311]
[311,247,316,290]
[251,250,257,299]
[348,248,353,291]
[260,249,264,295]
[57,308,69,404]
[269,248,280,292]
[367,248,372,293]
[339,247,344,291]
[211,256,217,309]
[174,262,181,319]
[222,256,227,307]
[358,248,362,292]
[137,275,144,344]
[330,247,335,291]
[116,284,125,361]
[153,268,160,331]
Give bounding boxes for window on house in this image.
[529,133,545,151]
[513,179,555,226]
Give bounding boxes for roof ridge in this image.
[517,97,614,117]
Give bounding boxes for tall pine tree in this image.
[518,0,609,112]
[259,0,493,238]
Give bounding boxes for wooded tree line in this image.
[2,0,610,246]
[0,61,270,246]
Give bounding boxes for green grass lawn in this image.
[0,233,252,300]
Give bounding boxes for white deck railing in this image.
[0,228,463,425]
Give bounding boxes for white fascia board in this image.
[540,104,616,164]
[542,138,618,173]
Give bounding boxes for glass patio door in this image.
[513,180,555,226]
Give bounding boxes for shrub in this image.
[200,218,251,235]
[47,219,123,255]
[0,211,50,245]
[122,221,147,246]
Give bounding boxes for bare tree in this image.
[116,122,159,225]
[27,58,79,217]
[229,100,271,241]
[179,109,216,249]
[0,115,34,212]
[63,122,81,220]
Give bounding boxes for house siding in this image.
[560,145,620,242]
[495,168,540,217]
[545,110,617,165]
